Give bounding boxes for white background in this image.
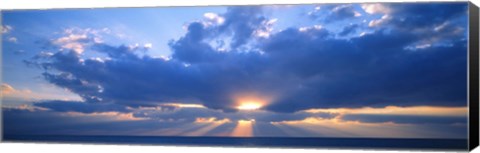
[0,0,479,153]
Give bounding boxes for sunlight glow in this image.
[270,117,434,138]
[237,102,262,110]
[162,103,206,108]
[303,106,467,116]
[184,118,231,136]
[65,112,145,121]
[194,117,231,124]
[231,119,255,137]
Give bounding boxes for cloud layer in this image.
[21,4,468,114]
[2,3,470,139]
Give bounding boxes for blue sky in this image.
[1,3,470,138]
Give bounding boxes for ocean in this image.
[3,135,467,150]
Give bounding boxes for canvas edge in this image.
[469,1,480,151]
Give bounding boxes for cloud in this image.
[364,3,467,51]
[1,83,82,106]
[361,4,391,14]
[363,3,467,31]
[173,6,270,53]
[271,116,467,138]
[203,12,225,26]
[368,14,391,27]
[309,4,361,22]
[28,99,336,124]
[53,28,110,54]
[143,43,153,49]
[1,83,36,100]
[253,18,278,38]
[1,25,13,34]
[341,114,466,125]
[14,50,26,55]
[216,6,268,48]
[305,106,468,117]
[33,51,54,59]
[388,3,466,29]
[261,26,467,112]
[7,37,18,43]
[34,100,129,113]
[23,5,468,115]
[2,107,154,136]
[169,22,223,63]
[338,24,359,36]
[3,106,466,138]
[1,83,16,95]
[2,4,471,140]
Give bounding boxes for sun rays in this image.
[183,118,232,136]
[231,119,255,137]
[94,104,467,138]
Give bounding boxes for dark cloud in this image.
[34,100,129,113]
[23,4,468,115]
[3,107,466,138]
[218,6,267,48]
[341,114,467,125]
[338,24,359,36]
[380,3,467,30]
[170,6,267,61]
[2,107,312,137]
[2,106,331,136]
[263,29,467,112]
[169,22,223,63]
[367,3,467,49]
[132,106,336,123]
[2,108,179,136]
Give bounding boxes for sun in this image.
[237,102,262,110]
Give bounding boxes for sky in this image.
[1,2,471,139]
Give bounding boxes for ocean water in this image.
[3,135,467,150]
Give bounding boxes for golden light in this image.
[231,119,255,137]
[161,103,206,108]
[237,102,262,110]
[184,117,232,136]
[303,106,467,116]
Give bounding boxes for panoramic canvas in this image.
[1,2,474,150]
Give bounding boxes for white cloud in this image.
[54,29,89,54]
[53,28,110,54]
[7,37,18,43]
[361,4,391,14]
[128,43,140,50]
[203,12,225,26]
[404,42,433,51]
[127,42,153,51]
[299,25,322,32]
[354,12,362,17]
[359,31,368,36]
[415,43,432,49]
[368,15,391,27]
[35,51,54,59]
[144,43,153,49]
[254,18,278,38]
[1,25,13,34]
[434,21,449,32]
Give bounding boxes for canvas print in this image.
[1,2,474,150]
